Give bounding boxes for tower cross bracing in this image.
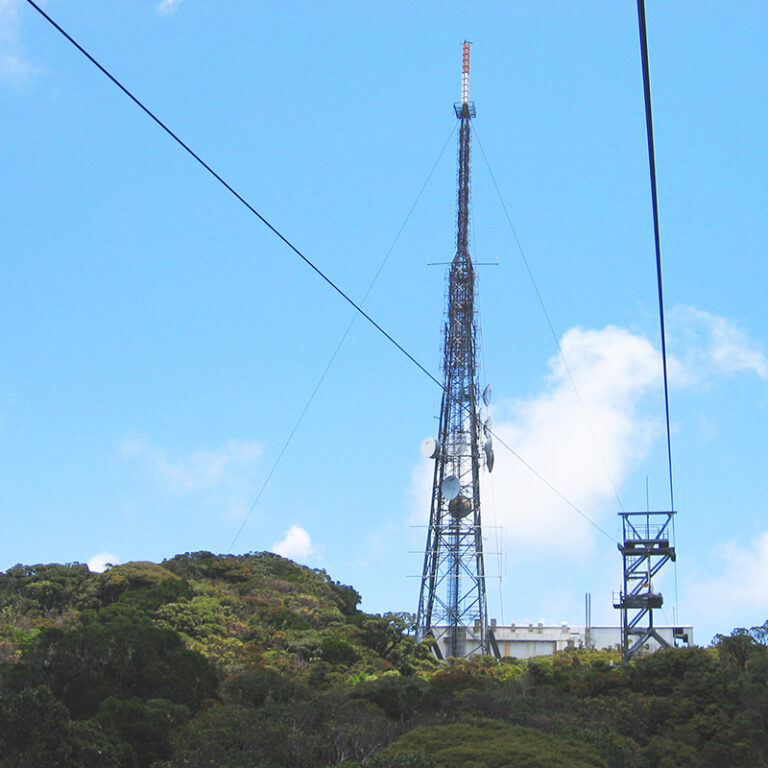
[416,42,497,659]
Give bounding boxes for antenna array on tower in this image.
[416,43,498,659]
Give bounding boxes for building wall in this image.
[432,623,694,660]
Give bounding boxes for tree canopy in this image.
[0,553,765,767]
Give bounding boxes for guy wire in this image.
[27,0,618,549]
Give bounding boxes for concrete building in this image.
[432,622,693,660]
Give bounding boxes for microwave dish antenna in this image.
[441,475,461,500]
[421,437,441,459]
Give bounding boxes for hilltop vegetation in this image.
[0,552,766,767]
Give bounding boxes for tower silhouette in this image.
[416,42,497,659]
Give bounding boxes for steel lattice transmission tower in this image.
[613,510,676,663]
[416,43,498,659]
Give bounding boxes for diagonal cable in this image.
[637,0,679,616]
[489,429,617,543]
[473,126,626,517]
[637,0,675,514]
[23,0,444,393]
[227,124,458,552]
[26,0,618,548]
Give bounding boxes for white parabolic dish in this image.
[420,437,440,459]
[441,475,461,500]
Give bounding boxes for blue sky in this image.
[2,1,766,645]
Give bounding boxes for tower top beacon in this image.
[455,41,476,118]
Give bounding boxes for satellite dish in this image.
[486,448,495,473]
[482,384,492,406]
[484,437,493,455]
[420,437,440,459]
[449,495,472,519]
[441,475,460,500]
[483,417,493,439]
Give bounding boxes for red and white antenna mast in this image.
[454,41,476,119]
[417,42,493,659]
[461,40,471,105]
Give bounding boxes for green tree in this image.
[713,628,767,673]
[0,685,73,767]
[318,695,396,764]
[166,704,310,768]
[96,697,189,768]
[320,636,359,665]
[351,675,430,723]
[20,612,217,717]
[375,718,607,768]
[0,685,134,768]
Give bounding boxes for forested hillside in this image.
[0,552,765,767]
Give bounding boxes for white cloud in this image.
[669,305,768,383]
[411,307,768,562]
[88,551,120,573]
[121,434,264,523]
[121,434,263,493]
[1,52,36,81]
[0,0,40,85]
[407,307,768,625]
[156,0,185,15]
[272,525,313,561]
[0,0,19,37]
[410,323,661,569]
[408,459,434,525]
[687,529,768,636]
[483,325,661,554]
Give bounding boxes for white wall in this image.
[432,623,694,660]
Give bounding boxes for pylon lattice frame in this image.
[416,43,495,659]
[613,510,676,663]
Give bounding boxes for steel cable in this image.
[25,0,619,548]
